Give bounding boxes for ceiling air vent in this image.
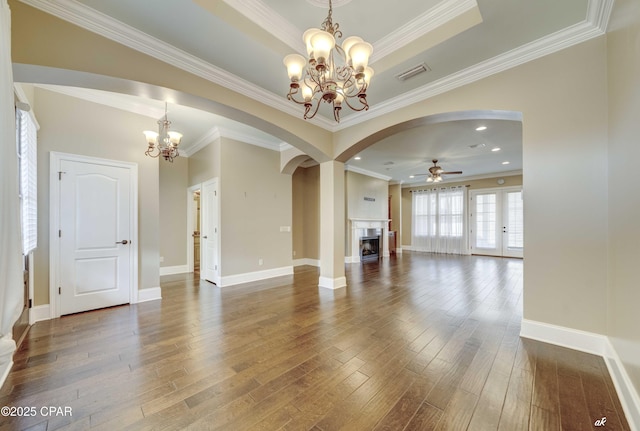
[396,63,431,82]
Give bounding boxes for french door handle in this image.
[202,236,208,239]
[116,240,129,245]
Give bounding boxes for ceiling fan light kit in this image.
[414,159,463,183]
[283,0,373,123]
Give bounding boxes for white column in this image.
[318,161,346,289]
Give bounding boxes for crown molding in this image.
[222,0,305,53]
[337,0,613,130]
[587,0,615,32]
[18,0,336,130]
[401,169,523,187]
[217,127,287,152]
[371,0,478,64]
[345,165,392,181]
[181,125,291,157]
[19,0,613,134]
[181,127,221,157]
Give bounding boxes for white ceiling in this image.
[19,0,612,185]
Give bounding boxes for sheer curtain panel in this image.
[411,187,468,255]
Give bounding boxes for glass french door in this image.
[470,187,523,258]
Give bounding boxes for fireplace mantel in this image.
[348,218,390,263]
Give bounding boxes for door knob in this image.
[116,240,129,244]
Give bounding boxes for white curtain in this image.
[0,0,22,377]
[412,186,468,255]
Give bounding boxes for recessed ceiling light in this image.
[502,161,510,165]
[354,156,361,160]
[491,147,501,152]
[475,126,487,131]
[409,175,415,179]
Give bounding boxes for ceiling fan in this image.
[412,159,463,183]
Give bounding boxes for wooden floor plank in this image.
[0,253,631,430]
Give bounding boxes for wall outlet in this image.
[293,250,296,256]
[258,259,263,266]
[159,256,164,263]
[280,226,291,232]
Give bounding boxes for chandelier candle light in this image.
[283,0,374,122]
[143,102,182,162]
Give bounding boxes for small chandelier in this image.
[143,102,182,162]
[283,0,374,123]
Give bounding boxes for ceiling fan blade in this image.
[411,173,429,176]
[441,171,463,175]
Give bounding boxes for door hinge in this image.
[58,171,66,180]
[215,228,217,233]
[215,265,217,270]
[28,299,32,309]
[59,229,62,238]
[214,191,217,196]
[58,287,61,295]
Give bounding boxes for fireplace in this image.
[360,228,381,261]
[349,219,390,263]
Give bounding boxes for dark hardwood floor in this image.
[0,253,630,430]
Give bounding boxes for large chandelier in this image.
[283,0,374,123]
[143,102,182,162]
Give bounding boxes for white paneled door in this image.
[57,157,134,315]
[470,187,523,258]
[201,178,219,284]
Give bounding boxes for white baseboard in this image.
[395,248,403,254]
[30,304,51,324]
[520,318,608,356]
[521,319,639,430]
[219,266,293,287]
[293,258,320,267]
[159,264,189,276]
[318,276,347,290]
[137,286,162,303]
[604,340,640,431]
[345,256,360,263]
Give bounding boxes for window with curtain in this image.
[412,186,468,254]
[17,108,37,255]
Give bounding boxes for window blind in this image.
[17,108,37,255]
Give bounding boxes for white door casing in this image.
[50,153,138,317]
[470,187,523,258]
[201,178,220,284]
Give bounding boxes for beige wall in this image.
[32,88,160,305]
[159,157,188,267]
[219,138,292,275]
[188,139,220,187]
[606,0,640,401]
[401,175,523,246]
[292,165,320,261]
[346,171,389,220]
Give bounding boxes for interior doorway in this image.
[192,190,201,274]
